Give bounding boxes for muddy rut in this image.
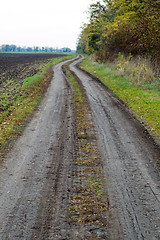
[0,56,160,239]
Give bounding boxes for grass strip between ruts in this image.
[63,63,108,237]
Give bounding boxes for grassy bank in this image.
[0,55,74,159]
[80,56,160,142]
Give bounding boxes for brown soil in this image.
[0,53,65,85]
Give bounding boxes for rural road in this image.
[0,56,160,239]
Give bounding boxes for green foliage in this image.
[78,0,160,62]
[76,30,88,54]
[117,52,129,73]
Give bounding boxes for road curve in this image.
[70,57,160,240]
[0,58,76,240]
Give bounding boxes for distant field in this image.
[0,53,66,85]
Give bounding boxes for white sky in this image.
[0,0,93,50]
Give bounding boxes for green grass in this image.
[0,55,75,159]
[80,56,160,141]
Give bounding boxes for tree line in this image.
[0,44,72,53]
[77,0,160,62]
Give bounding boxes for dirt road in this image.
[0,56,160,239]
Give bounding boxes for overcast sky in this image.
[0,0,93,50]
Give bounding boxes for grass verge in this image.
[80,56,160,143]
[63,63,108,239]
[0,55,75,161]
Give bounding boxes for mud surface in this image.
[0,56,160,239]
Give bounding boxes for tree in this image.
[77,26,89,54]
[80,0,160,61]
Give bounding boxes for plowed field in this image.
[0,53,65,112]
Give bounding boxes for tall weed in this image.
[117,54,160,89]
